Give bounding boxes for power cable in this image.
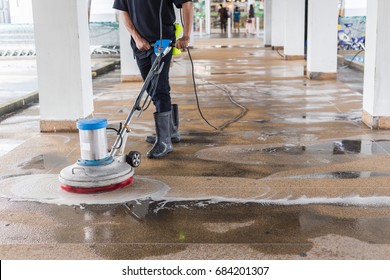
[341,49,364,69]
[179,9,219,130]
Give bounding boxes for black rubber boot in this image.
[145,104,180,144]
[147,111,173,159]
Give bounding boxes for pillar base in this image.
[362,111,390,129]
[272,46,284,50]
[121,74,143,83]
[40,120,78,132]
[264,44,272,48]
[284,55,305,61]
[306,71,337,80]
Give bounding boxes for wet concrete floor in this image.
[1,37,390,259]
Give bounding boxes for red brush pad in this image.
[60,176,134,194]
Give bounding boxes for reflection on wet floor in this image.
[196,139,390,167]
[332,140,390,155]
[4,195,385,259]
[286,171,390,179]
[263,140,390,156]
[69,200,390,258]
[17,153,70,170]
[281,112,362,123]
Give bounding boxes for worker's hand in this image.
[135,37,151,51]
[175,36,190,51]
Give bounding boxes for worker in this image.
[113,0,194,158]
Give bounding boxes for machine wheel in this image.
[126,151,141,168]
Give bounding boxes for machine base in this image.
[60,176,134,194]
[59,157,134,194]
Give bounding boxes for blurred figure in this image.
[218,4,228,33]
[246,4,255,34]
[233,6,241,33]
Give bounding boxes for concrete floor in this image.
[1,36,390,260]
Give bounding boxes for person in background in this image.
[218,4,228,33]
[233,6,241,33]
[113,0,194,159]
[246,4,255,34]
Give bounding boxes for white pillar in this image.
[227,17,231,37]
[271,0,285,48]
[32,0,93,132]
[284,0,305,60]
[205,0,211,34]
[306,0,339,79]
[264,0,272,47]
[362,0,390,129]
[199,17,203,36]
[118,14,141,82]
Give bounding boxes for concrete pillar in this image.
[198,17,203,36]
[118,14,141,82]
[205,0,211,34]
[306,0,339,80]
[284,0,305,60]
[0,0,11,23]
[227,17,231,37]
[362,0,390,129]
[264,0,272,47]
[271,0,285,49]
[32,0,93,132]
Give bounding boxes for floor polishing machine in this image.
[59,38,177,194]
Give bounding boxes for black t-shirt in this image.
[113,0,191,44]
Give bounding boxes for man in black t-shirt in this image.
[218,4,228,33]
[113,0,193,159]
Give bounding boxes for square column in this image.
[263,0,272,47]
[284,0,305,60]
[118,13,142,82]
[32,0,93,132]
[205,0,211,35]
[362,0,390,129]
[271,0,285,49]
[306,0,339,80]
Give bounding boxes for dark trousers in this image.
[136,50,173,113]
[220,20,227,32]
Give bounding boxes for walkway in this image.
[1,37,390,260]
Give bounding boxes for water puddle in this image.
[332,140,390,155]
[2,177,390,258]
[281,112,362,123]
[0,139,25,157]
[196,139,390,166]
[0,174,169,206]
[17,153,70,170]
[67,200,390,247]
[285,171,390,179]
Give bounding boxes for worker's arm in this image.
[175,1,193,50]
[118,10,151,51]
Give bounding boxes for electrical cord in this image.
[186,48,219,130]
[275,48,284,58]
[341,49,364,69]
[179,9,219,130]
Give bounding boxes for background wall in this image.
[344,0,367,16]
